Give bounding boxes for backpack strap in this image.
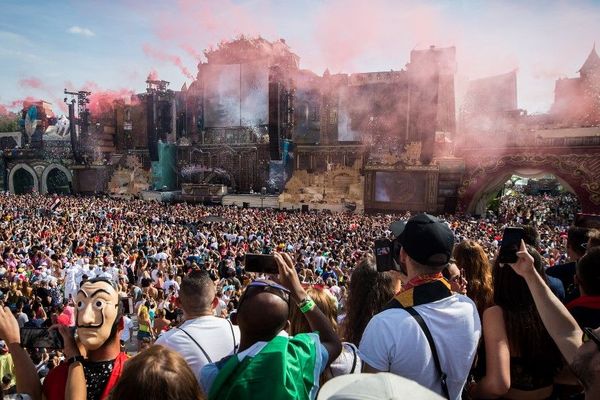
[226,318,239,353]
[384,298,450,399]
[404,307,450,400]
[347,343,358,374]
[177,326,212,363]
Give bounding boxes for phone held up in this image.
[497,227,525,264]
[244,253,279,274]
[373,238,402,272]
[20,327,65,349]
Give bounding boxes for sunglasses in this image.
[237,280,290,311]
[583,327,600,349]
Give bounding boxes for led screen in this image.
[203,62,268,128]
[374,171,425,204]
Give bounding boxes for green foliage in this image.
[0,114,19,133]
[487,197,501,214]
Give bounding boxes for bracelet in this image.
[299,298,316,314]
[67,355,85,365]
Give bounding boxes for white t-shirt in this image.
[163,279,180,296]
[359,295,481,400]
[120,315,133,342]
[155,316,240,379]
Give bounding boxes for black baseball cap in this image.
[389,220,407,238]
[398,213,455,267]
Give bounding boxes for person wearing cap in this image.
[359,213,481,400]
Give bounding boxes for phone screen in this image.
[20,328,64,349]
[244,254,279,274]
[498,227,524,264]
[374,239,394,272]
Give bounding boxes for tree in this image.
[0,113,19,133]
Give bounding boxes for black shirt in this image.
[83,359,115,400]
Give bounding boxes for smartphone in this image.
[20,328,64,349]
[497,227,525,264]
[374,239,402,272]
[244,254,279,274]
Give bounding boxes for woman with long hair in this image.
[453,240,494,318]
[339,256,399,347]
[289,286,360,382]
[468,246,563,399]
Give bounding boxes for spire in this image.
[578,43,600,73]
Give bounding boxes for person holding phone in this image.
[467,246,563,399]
[199,252,342,400]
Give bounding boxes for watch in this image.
[67,355,85,365]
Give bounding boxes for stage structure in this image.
[5,40,600,214]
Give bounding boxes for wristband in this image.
[299,298,316,314]
[68,355,85,365]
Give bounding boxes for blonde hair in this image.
[289,287,338,336]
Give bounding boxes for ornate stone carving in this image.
[280,161,364,205]
[399,141,422,166]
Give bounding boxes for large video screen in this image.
[337,86,361,141]
[203,64,241,127]
[293,88,321,144]
[374,171,425,204]
[241,61,269,126]
[203,62,268,128]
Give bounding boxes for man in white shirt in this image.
[156,270,239,381]
[359,214,481,400]
[119,314,134,346]
[163,274,180,297]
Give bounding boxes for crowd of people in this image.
[0,191,596,399]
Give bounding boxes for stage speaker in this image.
[243,202,249,209]
[301,204,309,213]
[146,93,159,161]
[268,80,281,160]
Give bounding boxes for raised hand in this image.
[0,307,20,345]
[509,240,536,278]
[274,252,306,303]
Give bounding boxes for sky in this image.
[1,0,599,115]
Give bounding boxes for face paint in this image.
[75,280,120,351]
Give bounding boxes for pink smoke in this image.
[143,43,195,80]
[81,82,136,117]
[0,96,41,113]
[19,77,44,89]
[147,69,159,81]
[18,77,67,112]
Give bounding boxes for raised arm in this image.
[0,307,42,400]
[510,240,582,364]
[275,252,342,365]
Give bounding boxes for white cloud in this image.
[67,26,95,37]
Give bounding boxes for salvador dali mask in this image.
[75,280,120,351]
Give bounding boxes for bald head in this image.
[238,290,289,341]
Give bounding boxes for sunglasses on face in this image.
[583,327,600,349]
[237,280,290,310]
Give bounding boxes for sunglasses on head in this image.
[583,327,600,349]
[237,280,290,310]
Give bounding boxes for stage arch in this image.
[9,163,39,194]
[458,154,599,214]
[41,164,72,194]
